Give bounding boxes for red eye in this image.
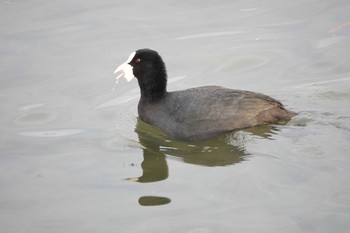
[135,58,141,63]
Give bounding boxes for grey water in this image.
[1,0,350,232]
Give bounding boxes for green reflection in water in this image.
[128,118,277,206]
[129,118,277,182]
[138,196,171,206]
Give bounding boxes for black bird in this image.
[114,49,295,141]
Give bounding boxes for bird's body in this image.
[115,49,295,141]
[138,86,292,141]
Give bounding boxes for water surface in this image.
[1,0,350,232]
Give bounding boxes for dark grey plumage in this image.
[117,49,295,141]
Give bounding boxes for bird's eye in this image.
[135,58,141,63]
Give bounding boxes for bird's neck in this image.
[140,87,167,103]
[138,69,167,103]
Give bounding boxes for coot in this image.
[114,49,294,141]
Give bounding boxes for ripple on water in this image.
[0,73,49,89]
[14,112,56,125]
[12,105,74,128]
[101,134,142,151]
[19,103,45,110]
[214,54,270,73]
[316,35,347,49]
[0,199,38,210]
[61,80,111,99]
[31,219,82,230]
[293,36,350,77]
[334,188,350,206]
[19,129,83,138]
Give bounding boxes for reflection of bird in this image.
[128,118,247,183]
[134,118,278,169]
[128,119,276,206]
[115,49,295,141]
